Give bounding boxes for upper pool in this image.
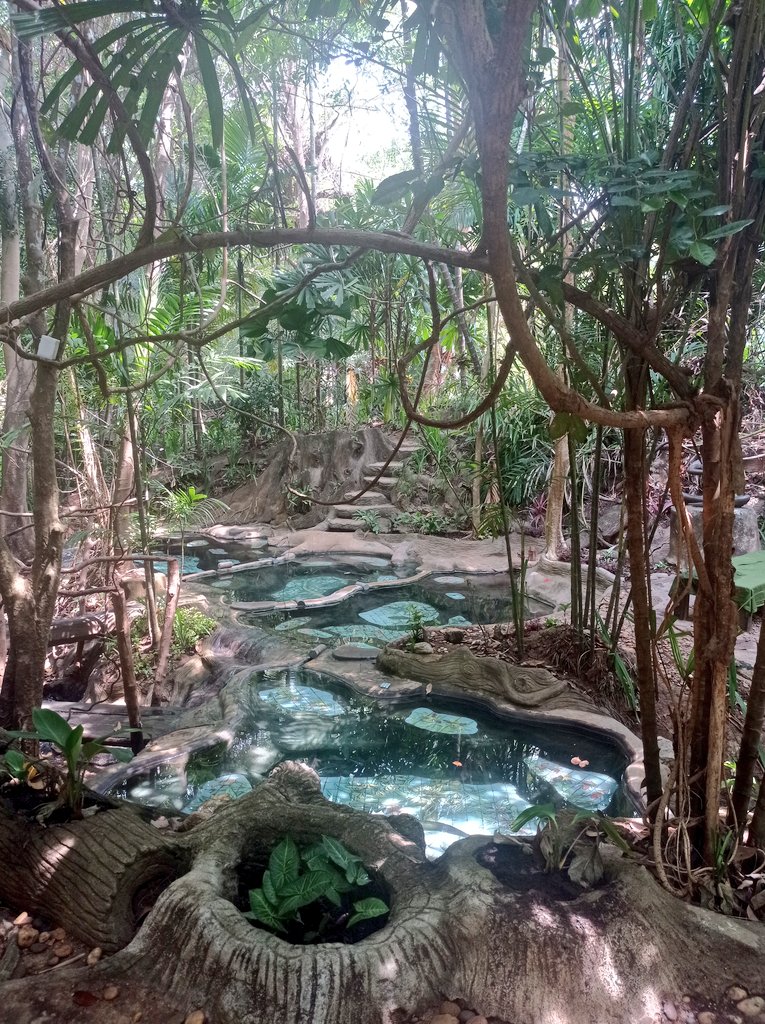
[200,554,418,605]
[114,668,632,859]
[242,571,552,646]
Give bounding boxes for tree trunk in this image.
[623,426,663,810]
[731,611,765,834]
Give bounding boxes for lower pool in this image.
[115,668,632,858]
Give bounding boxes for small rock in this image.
[52,943,73,959]
[46,956,59,966]
[13,912,31,927]
[697,1015,717,1024]
[729,988,750,1002]
[50,927,66,942]
[102,985,120,1001]
[413,642,434,655]
[664,1001,678,1021]
[184,1012,206,1024]
[28,943,47,954]
[86,947,102,966]
[430,1016,459,1024]
[17,926,40,949]
[440,1003,462,1018]
[466,1017,488,1024]
[38,932,50,944]
[738,997,765,1017]
[459,1012,476,1023]
[150,816,169,830]
[132,1014,143,1023]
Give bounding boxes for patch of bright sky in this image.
[319,55,409,193]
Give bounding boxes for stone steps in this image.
[342,490,387,505]
[363,475,398,489]
[326,520,365,532]
[366,461,406,476]
[331,503,397,520]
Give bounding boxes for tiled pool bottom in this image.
[243,572,552,648]
[116,669,631,859]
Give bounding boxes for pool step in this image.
[362,475,399,490]
[342,490,387,505]
[331,503,398,520]
[326,520,366,532]
[366,461,406,476]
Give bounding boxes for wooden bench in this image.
[672,550,765,629]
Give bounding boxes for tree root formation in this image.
[0,763,763,1023]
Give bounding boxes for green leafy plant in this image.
[510,804,630,888]
[4,708,132,820]
[394,509,461,535]
[353,509,382,534]
[157,485,229,570]
[403,604,428,652]
[171,607,218,654]
[245,835,389,943]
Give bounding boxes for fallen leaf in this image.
[73,991,99,1007]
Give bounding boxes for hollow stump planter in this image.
[2,763,765,1024]
[112,762,484,1024]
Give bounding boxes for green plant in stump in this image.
[245,835,389,943]
[3,708,133,820]
[403,604,427,651]
[510,805,630,888]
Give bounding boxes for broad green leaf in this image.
[350,864,370,886]
[262,869,278,906]
[347,897,389,929]
[268,837,300,890]
[567,843,604,887]
[549,412,571,440]
[371,170,420,205]
[324,886,342,907]
[248,889,286,932]
[3,750,26,776]
[689,241,716,266]
[609,195,641,208]
[106,747,133,764]
[510,803,557,832]
[63,725,84,771]
[277,869,334,916]
[195,34,224,150]
[703,219,754,240]
[32,708,74,750]
[701,205,731,217]
[560,101,586,116]
[317,837,364,879]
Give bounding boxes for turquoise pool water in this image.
[116,668,631,858]
[201,554,419,604]
[243,572,551,646]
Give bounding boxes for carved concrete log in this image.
[0,805,187,951]
[377,645,570,707]
[2,764,764,1024]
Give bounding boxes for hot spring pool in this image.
[242,571,552,646]
[200,554,419,604]
[114,668,632,858]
